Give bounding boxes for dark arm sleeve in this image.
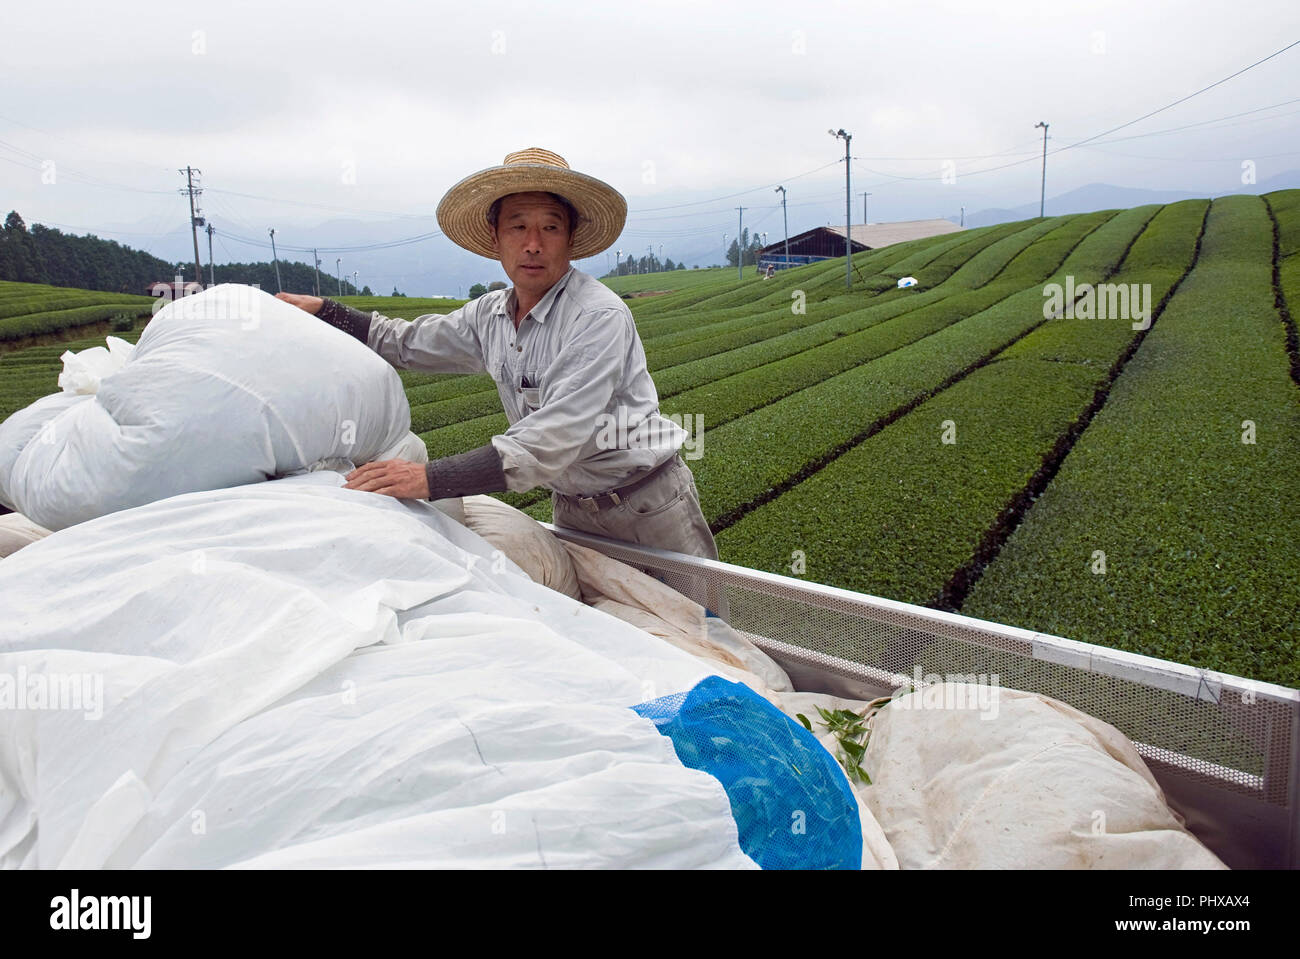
[424,443,508,499]
[316,298,372,344]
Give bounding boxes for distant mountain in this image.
[959,172,1300,228]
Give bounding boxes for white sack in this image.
[376,430,430,465]
[863,684,1227,869]
[57,335,137,395]
[461,493,582,600]
[0,473,767,869]
[0,512,52,558]
[0,284,412,530]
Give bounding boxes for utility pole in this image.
[648,244,654,273]
[313,249,322,297]
[861,192,872,225]
[775,186,789,269]
[178,166,204,284]
[960,206,965,228]
[1035,121,1050,218]
[830,129,852,290]
[269,228,282,293]
[735,207,745,279]
[336,258,342,295]
[722,234,727,270]
[205,223,215,286]
[353,271,359,294]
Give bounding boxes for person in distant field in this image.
[275,148,722,599]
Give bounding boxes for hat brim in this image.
[436,163,627,261]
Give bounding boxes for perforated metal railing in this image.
[544,523,1300,870]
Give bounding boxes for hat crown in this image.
[502,147,570,170]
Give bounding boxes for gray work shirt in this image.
[364,266,685,496]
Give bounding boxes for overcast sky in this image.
[3,0,1298,293]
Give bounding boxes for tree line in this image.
[596,233,767,278]
[467,280,507,299]
[0,211,370,295]
[1,211,178,293]
[606,254,686,277]
[207,260,369,296]
[726,229,767,268]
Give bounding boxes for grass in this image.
[0,282,152,343]
[962,196,1300,686]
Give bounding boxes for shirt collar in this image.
[495,266,575,325]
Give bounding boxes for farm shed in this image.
[758,219,963,270]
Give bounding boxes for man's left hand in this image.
[344,459,430,499]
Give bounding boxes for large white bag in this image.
[862,684,1227,869]
[0,473,756,869]
[0,284,412,530]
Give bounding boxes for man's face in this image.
[491,192,573,300]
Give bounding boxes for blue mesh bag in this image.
[632,675,861,869]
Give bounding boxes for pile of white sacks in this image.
[0,284,423,530]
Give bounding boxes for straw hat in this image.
[436,148,627,260]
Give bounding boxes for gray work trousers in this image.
[551,456,728,619]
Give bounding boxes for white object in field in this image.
[0,472,761,870]
[0,284,412,530]
[862,684,1227,869]
[57,336,137,395]
[896,276,918,288]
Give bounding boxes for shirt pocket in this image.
[521,368,542,413]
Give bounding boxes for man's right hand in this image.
[274,292,324,315]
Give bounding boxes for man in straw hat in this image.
[276,148,721,581]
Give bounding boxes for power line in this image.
[1077,145,1300,162]
[850,138,1047,161]
[0,110,172,178]
[1060,38,1300,152]
[628,160,841,212]
[202,192,261,236]
[1086,101,1300,145]
[815,41,1300,187]
[212,226,441,253]
[0,137,174,194]
[204,187,438,221]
